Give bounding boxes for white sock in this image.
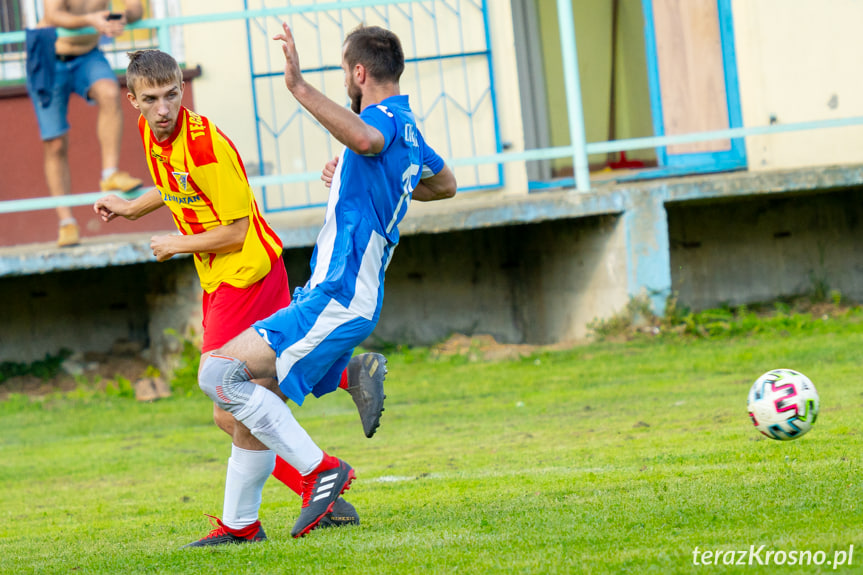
[234,385,323,475]
[102,167,117,180]
[222,444,275,529]
[59,217,77,227]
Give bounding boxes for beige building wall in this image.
[179,1,259,170]
[486,2,528,198]
[733,0,863,171]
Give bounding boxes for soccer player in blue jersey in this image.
[185,23,457,545]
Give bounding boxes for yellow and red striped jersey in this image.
[138,107,283,293]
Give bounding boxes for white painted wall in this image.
[733,0,863,170]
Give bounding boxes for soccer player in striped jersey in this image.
[189,23,457,542]
[93,49,386,545]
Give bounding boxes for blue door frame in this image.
[641,0,747,177]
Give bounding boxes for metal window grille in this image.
[244,0,503,213]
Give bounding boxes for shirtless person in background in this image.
[27,1,144,246]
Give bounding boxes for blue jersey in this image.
[254,95,445,404]
[303,94,445,322]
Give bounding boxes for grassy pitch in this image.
[1,315,862,574]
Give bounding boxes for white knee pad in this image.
[201,356,324,474]
[199,355,256,414]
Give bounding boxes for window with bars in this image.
[244,0,503,213]
[0,1,25,52]
[0,0,29,82]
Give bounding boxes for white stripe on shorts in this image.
[274,298,356,384]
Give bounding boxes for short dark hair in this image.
[126,50,183,95]
[343,25,405,83]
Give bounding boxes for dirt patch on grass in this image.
[0,352,152,402]
[430,333,583,362]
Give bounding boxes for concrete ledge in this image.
[657,164,863,203]
[1,164,861,278]
[0,233,176,277]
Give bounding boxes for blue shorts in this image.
[253,286,376,406]
[26,48,118,141]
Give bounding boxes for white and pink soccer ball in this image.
[747,369,820,440]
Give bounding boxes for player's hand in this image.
[93,194,125,222]
[321,156,339,188]
[150,235,177,262]
[273,22,303,93]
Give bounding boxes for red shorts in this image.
[201,258,291,353]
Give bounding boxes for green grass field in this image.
[1,313,862,574]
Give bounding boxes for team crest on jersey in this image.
[172,172,189,192]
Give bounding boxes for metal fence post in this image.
[153,0,173,55]
[556,0,590,191]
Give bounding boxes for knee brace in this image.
[199,355,256,414]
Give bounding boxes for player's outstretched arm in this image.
[94,188,164,222]
[412,165,457,202]
[273,23,385,156]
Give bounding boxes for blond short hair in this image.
[126,50,183,95]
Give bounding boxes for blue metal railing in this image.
[1,0,863,216]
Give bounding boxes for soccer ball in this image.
[747,369,819,440]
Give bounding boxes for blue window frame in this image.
[641,0,746,177]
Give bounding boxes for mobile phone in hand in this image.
[106,13,123,20]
